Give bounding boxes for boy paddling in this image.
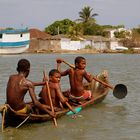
[56,56,93,101]
[6,59,55,117]
[39,69,75,113]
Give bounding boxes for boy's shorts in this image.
[16,104,31,114]
[69,90,92,101]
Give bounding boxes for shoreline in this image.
[25,48,140,54]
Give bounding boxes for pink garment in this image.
[69,90,92,101]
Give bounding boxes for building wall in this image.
[39,40,51,50]
[81,40,92,49]
[110,41,119,50]
[29,39,40,51]
[61,39,92,50]
[61,40,81,50]
[2,33,30,42]
[50,40,61,50]
[94,41,109,50]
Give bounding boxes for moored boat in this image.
[0,28,30,54]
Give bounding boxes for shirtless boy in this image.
[6,59,54,117]
[56,56,93,101]
[39,69,68,109]
[39,69,75,112]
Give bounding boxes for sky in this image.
[0,0,140,30]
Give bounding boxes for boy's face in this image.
[25,69,30,77]
[76,59,86,70]
[50,73,61,83]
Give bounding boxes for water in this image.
[0,53,140,140]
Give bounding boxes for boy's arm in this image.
[39,86,48,104]
[28,83,55,117]
[55,85,76,113]
[84,71,93,83]
[55,84,68,103]
[33,81,45,86]
[56,58,64,72]
[56,58,70,76]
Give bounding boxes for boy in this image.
[39,69,75,112]
[6,59,54,117]
[56,56,93,101]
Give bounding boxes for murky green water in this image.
[0,53,140,140]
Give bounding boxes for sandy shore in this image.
[26,48,140,54]
[26,49,122,54]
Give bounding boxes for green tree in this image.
[76,6,100,35]
[78,6,98,23]
[45,19,74,35]
[68,23,83,39]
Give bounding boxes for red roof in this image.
[29,28,51,40]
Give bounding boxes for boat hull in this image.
[0,85,109,128]
[0,45,29,54]
[0,76,109,127]
[0,28,30,54]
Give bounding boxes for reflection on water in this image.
[0,54,140,140]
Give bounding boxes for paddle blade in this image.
[113,84,127,99]
[66,107,82,115]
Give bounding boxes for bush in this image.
[85,45,92,49]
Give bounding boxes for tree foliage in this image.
[78,6,98,23]
[45,19,74,35]
[67,23,83,39]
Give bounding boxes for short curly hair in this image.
[17,59,30,72]
[74,56,85,65]
[49,69,60,76]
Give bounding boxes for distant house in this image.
[106,28,132,39]
[50,35,110,51]
[29,28,129,52]
[49,34,90,50]
[85,36,110,50]
[29,28,52,52]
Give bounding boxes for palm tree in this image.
[78,6,98,23]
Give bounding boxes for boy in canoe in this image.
[39,69,75,112]
[6,59,55,117]
[56,56,93,101]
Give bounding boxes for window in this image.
[0,34,2,38]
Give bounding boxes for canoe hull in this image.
[0,81,109,128]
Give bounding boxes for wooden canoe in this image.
[0,81,109,129]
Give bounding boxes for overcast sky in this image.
[0,0,140,30]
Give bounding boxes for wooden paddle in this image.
[57,62,77,113]
[65,102,76,113]
[43,70,57,127]
[61,60,127,99]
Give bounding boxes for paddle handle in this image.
[92,76,114,89]
[65,102,76,113]
[63,60,75,68]
[43,71,58,127]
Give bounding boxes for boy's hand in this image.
[49,110,56,118]
[56,58,64,63]
[43,76,47,81]
[63,97,68,103]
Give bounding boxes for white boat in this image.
[0,28,30,54]
[115,46,128,50]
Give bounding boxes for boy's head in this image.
[49,69,61,83]
[75,56,86,69]
[17,59,30,75]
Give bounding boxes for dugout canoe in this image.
[0,81,109,129]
